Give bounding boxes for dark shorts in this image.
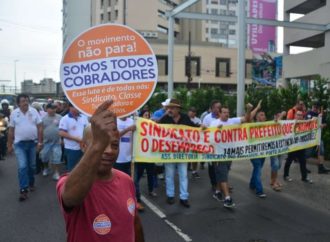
[215,161,232,183]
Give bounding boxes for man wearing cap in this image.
[40,103,63,180]
[159,99,196,208]
[59,103,89,171]
[151,98,170,122]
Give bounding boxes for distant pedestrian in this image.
[159,99,197,208]
[249,107,267,198]
[210,104,253,208]
[134,110,157,212]
[305,103,330,174]
[114,116,136,176]
[202,100,221,191]
[283,110,313,184]
[40,103,62,180]
[59,103,89,171]
[188,107,202,179]
[7,94,43,201]
[287,99,305,120]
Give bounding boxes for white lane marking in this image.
[140,195,193,242]
[164,219,193,242]
[140,195,166,219]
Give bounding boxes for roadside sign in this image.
[60,24,158,117]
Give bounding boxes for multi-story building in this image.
[62,0,276,88]
[151,39,253,89]
[63,0,274,50]
[283,0,330,82]
[21,78,58,94]
[202,0,239,47]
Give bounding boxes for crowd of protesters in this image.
[2,93,330,241]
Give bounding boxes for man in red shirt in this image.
[56,100,144,242]
[287,100,305,120]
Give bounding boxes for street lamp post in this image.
[14,60,19,94]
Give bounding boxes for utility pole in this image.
[187,31,192,89]
[123,0,127,25]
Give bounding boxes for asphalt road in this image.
[0,154,330,242]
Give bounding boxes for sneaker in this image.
[306,169,311,174]
[223,198,235,208]
[180,199,190,208]
[158,174,165,180]
[192,172,201,179]
[302,178,313,184]
[284,176,293,182]
[136,202,145,212]
[166,197,175,205]
[42,169,48,177]
[19,189,28,202]
[212,192,223,202]
[256,193,267,198]
[52,172,60,181]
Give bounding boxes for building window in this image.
[228,10,235,16]
[158,9,166,18]
[157,24,168,34]
[220,0,227,4]
[185,56,201,77]
[108,0,111,6]
[115,10,118,19]
[108,12,111,21]
[229,29,235,35]
[220,9,226,15]
[101,0,104,8]
[245,59,253,79]
[100,13,104,22]
[156,55,168,76]
[211,9,218,15]
[211,0,218,4]
[211,28,218,34]
[216,58,230,77]
[206,28,209,33]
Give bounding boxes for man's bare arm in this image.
[134,214,145,242]
[61,100,116,209]
[7,127,14,153]
[241,103,254,123]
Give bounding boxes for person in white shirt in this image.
[114,116,136,176]
[7,94,43,201]
[210,104,253,208]
[188,107,202,178]
[202,100,221,190]
[59,103,89,171]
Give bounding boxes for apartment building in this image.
[283,0,330,81]
[150,39,253,89]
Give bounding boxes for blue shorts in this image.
[270,155,283,172]
[40,143,62,165]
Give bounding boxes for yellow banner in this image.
[133,117,320,163]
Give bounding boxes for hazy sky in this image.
[0,0,62,90]
[0,0,294,90]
